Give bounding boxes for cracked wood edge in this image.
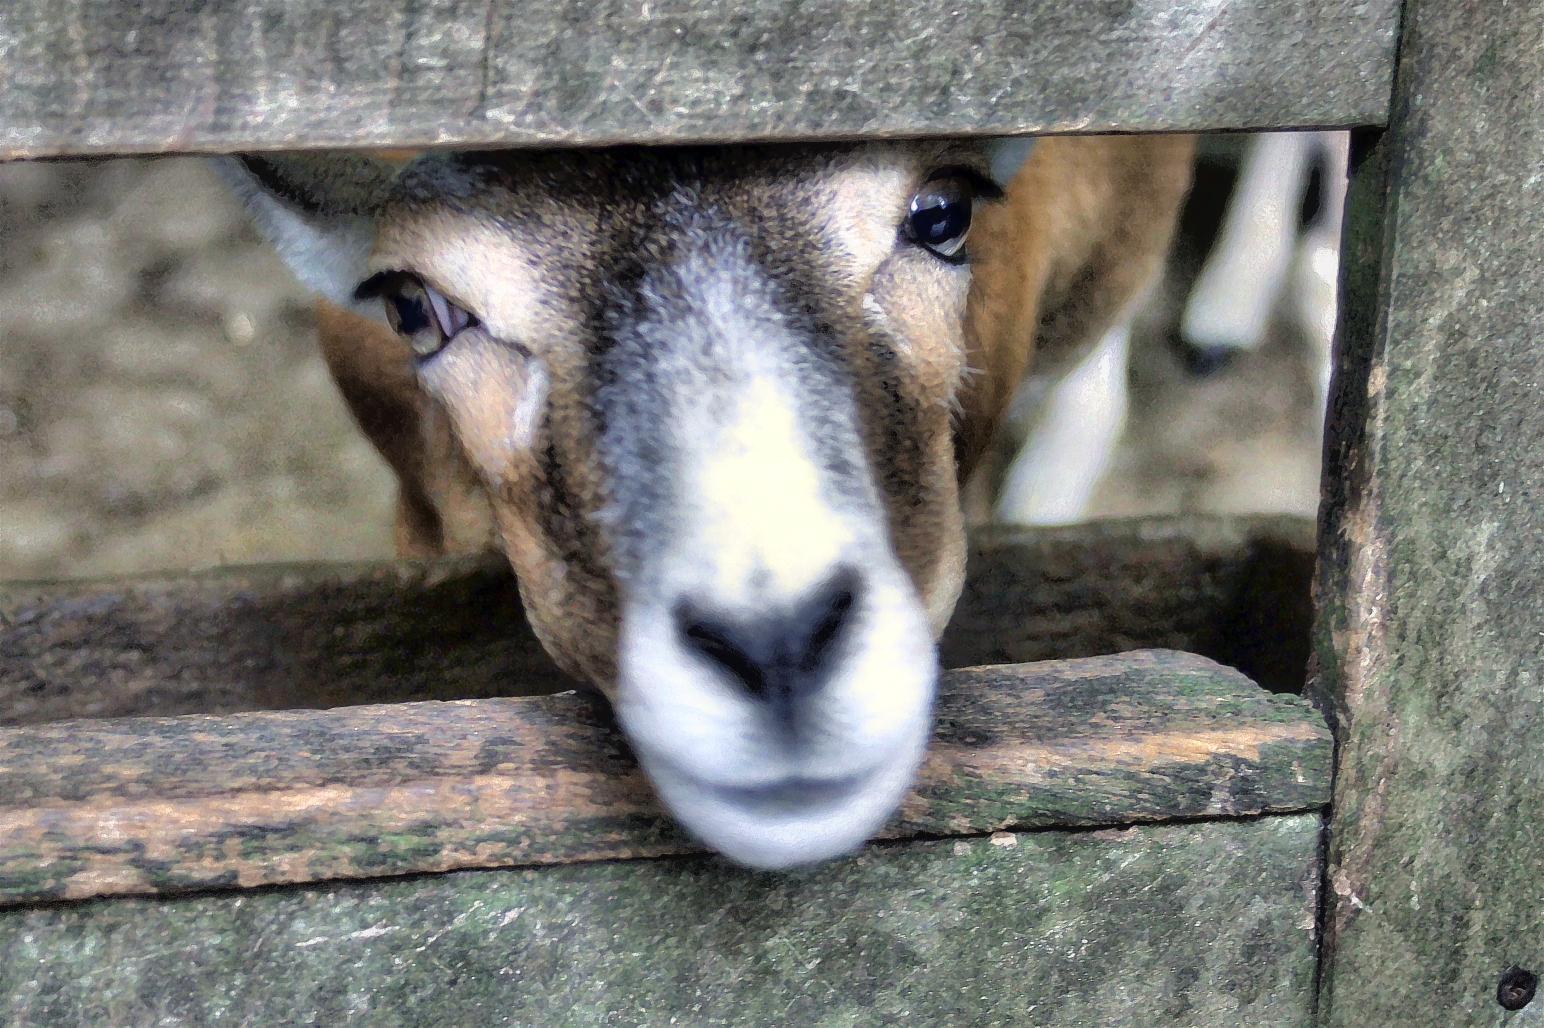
[0,649,1330,906]
[0,0,1398,157]
[1312,1,1544,1022]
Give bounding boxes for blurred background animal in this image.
[984,131,1349,527]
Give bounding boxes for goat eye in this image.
[905,177,975,261]
[375,275,477,359]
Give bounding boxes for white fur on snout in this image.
[615,359,936,869]
[618,564,935,869]
[688,373,852,600]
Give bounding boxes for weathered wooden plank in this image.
[1,514,1315,727]
[0,649,1330,906]
[948,515,1315,692]
[0,556,578,728]
[1313,1,1544,1023]
[0,0,1398,158]
[0,815,1323,1027]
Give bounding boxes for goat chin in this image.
[643,747,928,870]
[613,575,937,869]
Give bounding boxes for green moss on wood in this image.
[0,816,1321,1028]
[0,651,1329,906]
[1314,1,1544,1022]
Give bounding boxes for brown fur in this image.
[958,134,1197,480]
[310,136,1195,678]
[314,301,493,556]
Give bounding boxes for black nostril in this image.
[798,580,856,676]
[674,568,863,707]
[680,615,769,698]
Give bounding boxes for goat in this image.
[216,136,1194,868]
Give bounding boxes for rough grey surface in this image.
[0,556,576,726]
[1314,1,1544,1023]
[0,0,1397,157]
[0,815,1321,1027]
[951,516,1314,694]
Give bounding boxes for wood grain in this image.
[0,0,1399,158]
[1,514,1315,727]
[0,649,1330,906]
[1313,1,1544,1021]
[0,816,1323,1027]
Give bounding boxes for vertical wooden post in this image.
[1316,0,1544,1022]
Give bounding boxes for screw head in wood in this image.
[1498,966,1538,1010]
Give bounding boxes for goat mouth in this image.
[638,747,924,868]
[644,755,885,820]
[706,773,871,815]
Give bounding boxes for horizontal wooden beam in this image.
[0,649,1331,906]
[0,0,1399,159]
[1,514,1315,728]
[947,515,1315,692]
[0,816,1323,1026]
[2,556,578,728]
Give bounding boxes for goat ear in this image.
[210,153,398,309]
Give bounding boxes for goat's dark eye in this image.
[905,177,975,261]
[363,273,477,359]
[387,287,433,336]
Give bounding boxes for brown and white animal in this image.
[215,136,1193,868]
[993,131,1347,527]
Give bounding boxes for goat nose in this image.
[674,568,861,709]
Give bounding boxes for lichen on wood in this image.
[1314,0,1544,1022]
[0,650,1329,906]
[0,815,1322,1027]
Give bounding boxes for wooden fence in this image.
[3,0,1539,1024]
